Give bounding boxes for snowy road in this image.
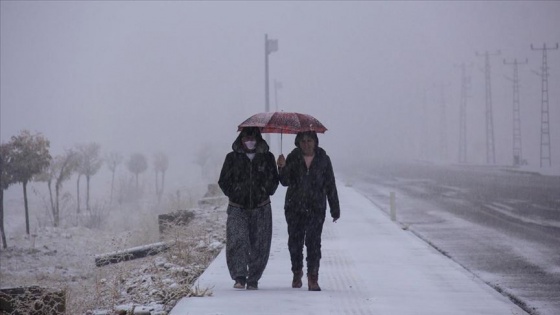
[341,161,560,315]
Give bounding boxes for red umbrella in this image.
[237,112,327,134]
[238,112,327,153]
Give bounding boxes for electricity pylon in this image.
[421,88,430,161]
[438,85,448,162]
[476,50,501,164]
[531,43,558,167]
[456,63,472,164]
[504,58,528,166]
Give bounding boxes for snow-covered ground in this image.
[1,181,226,314]
[169,183,529,315]
[508,165,560,177]
[338,161,560,315]
[2,166,554,314]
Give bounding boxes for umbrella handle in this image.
[280,132,283,154]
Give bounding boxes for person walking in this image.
[218,127,279,290]
[276,131,340,291]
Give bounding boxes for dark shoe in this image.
[307,273,321,291]
[292,269,303,288]
[233,277,246,289]
[246,281,258,290]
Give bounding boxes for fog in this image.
[2,1,560,192]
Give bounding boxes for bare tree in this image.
[52,151,78,227]
[127,153,147,193]
[76,143,103,211]
[194,143,212,174]
[9,130,51,234]
[35,150,79,227]
[195,143,221,183]
[0,142,15,248]
[153,152,169,203]
[74,149,84,214]
[106,151,123,205]
[34,159,56,222]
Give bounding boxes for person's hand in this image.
[277,154,286,168]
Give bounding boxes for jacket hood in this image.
[294,131,319,148]
[232,127,270,153]
[289,144,326,158]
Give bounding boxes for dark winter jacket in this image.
[278,141,340,219]
[218,129,279,209]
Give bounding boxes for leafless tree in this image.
[153,152,169,203]
[75,149,83,214]
[0,142,15,248]
[127,153,148,193]
[34,159,56,221]
[53,151,78,227]
[76,143,103,212]
[106,151,123,205]
[194,143,212,173]
[195,143,221,183]
[36,149,79,227]
[9,130,52,234]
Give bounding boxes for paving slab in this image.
[170,183,528,315]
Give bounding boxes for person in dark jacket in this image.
[276,130,340,291]
[218,127,279,290]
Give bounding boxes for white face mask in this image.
[244,140,257,150]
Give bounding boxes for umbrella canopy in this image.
[237,112,327,134]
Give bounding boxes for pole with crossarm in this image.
[476,50,501,164]
[504,58,528,166]
[531,43,558,167]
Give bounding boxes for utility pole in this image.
[438,84,448,162]
[421,88,429,161]
[531,43,558,167]
[274,79,283,153]
[274,80,282,111]
[456,63,472,164]
[265,34,278,113]
[476,50,501,164]
[504,58,528,166]
[264,34,278,144]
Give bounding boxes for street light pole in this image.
[274,80,283,153]
[274,80,282,111]
[264,34,278,144]
[265,34,270,114]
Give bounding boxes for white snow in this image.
[486,202,560,228]
[1,173,547,314]
[0,181,226,314]
[169,183,528,315]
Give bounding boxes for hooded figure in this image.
[218,127,279,290]
[277,130,340,291]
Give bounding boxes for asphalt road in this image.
[338,161,560,315]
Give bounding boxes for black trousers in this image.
[226,204,272,283]
[285,210,325,274]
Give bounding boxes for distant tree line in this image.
[0,130,169,249]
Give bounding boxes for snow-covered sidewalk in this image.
[170,183,528,315]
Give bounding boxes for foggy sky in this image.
[2,1,560,189]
